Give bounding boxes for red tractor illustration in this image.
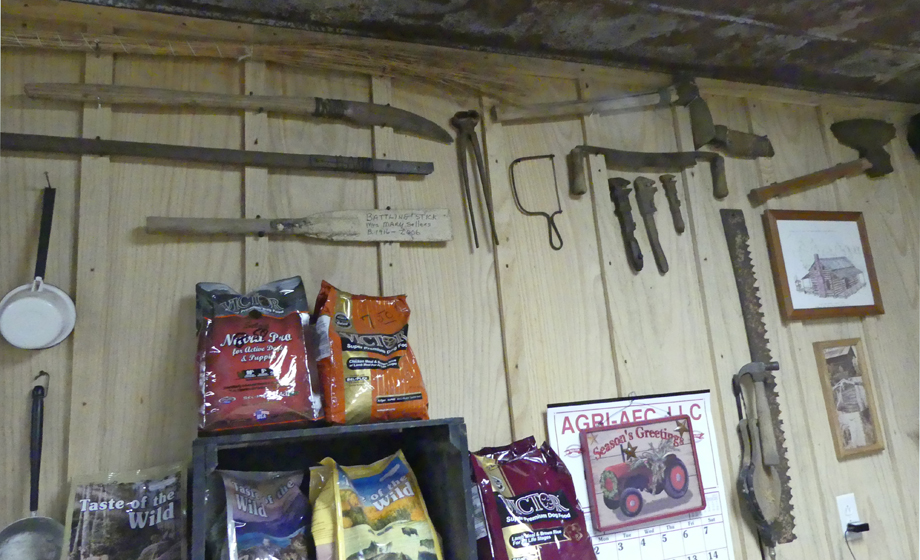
[599,440,689,518]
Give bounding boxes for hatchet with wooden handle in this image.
[747,159,872,206]
[748,119,895,206]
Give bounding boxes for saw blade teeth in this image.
[724,209,796,540]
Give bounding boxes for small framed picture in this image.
[763,210,884,321]
[580,415,705,533]
[813,338,884,460]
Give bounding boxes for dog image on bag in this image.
[312,451,443,560]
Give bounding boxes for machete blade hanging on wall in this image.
[721,209,796,548]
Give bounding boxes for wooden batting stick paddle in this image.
[146,209,452,243]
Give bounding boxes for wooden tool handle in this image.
[568,149,589,196]
[147,217,276,235]
[753,380,781,466]
[748,158,870,205]
[709,154,728,199]
[26,83,313,116]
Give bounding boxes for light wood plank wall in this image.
[1,34,917,560]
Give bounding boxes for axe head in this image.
[830,119,896,178]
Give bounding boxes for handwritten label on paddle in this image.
[363,210,450,241]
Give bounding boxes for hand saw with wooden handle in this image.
[721,209,796,553]
[147,209,452,243]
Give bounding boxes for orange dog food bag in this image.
[313,281,429,424]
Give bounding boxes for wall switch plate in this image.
[836,493,862,538]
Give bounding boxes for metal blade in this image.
[321,98,453,143]
[568,146,728,199]
[721,209,796,545]
[1,133,433,176]
[491,86,676,122]
[711,125,775,159]
[24,83,453,144]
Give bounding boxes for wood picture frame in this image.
[813,338,885,460]
[763,210,884,321]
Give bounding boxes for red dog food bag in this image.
[196,276,323,431]
[313,281,428,425]
[471,437,596,560]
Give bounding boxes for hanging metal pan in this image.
[0,373,65,560]
[0,175,76,350]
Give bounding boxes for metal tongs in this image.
[451,110,498,249]
[509,154,564,250]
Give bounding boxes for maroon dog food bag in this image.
[470,437,595,560]
[196,276,322,431]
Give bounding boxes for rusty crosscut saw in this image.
[721,209,795,556]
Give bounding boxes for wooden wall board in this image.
[885,115,920,552]
[0,51,83,135]
[670,94,760,560]
[581,77,717,396]
[696,79,919,114]
[482,76,618,441]
[894,117,920,213]
[681,93,840,560]
[1,42,917,560]
[256,64,378,297]
[67,48,116,486]
[781,319,913,559]
[752,101,866,558]
[243,60,270,292]
[369,76,398,296]
[378,79,512,450]
[822,105,920,552]
[0,51,82,526]
[68,56,244,476]
[749,99,915,559]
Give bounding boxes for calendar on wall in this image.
[546,390,735,560]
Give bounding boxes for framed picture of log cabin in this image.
[763,210,884,320]
[813,338,884,459]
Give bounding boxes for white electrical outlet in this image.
[836,493,862,538]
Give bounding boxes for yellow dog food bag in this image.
[313,451,444,560]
